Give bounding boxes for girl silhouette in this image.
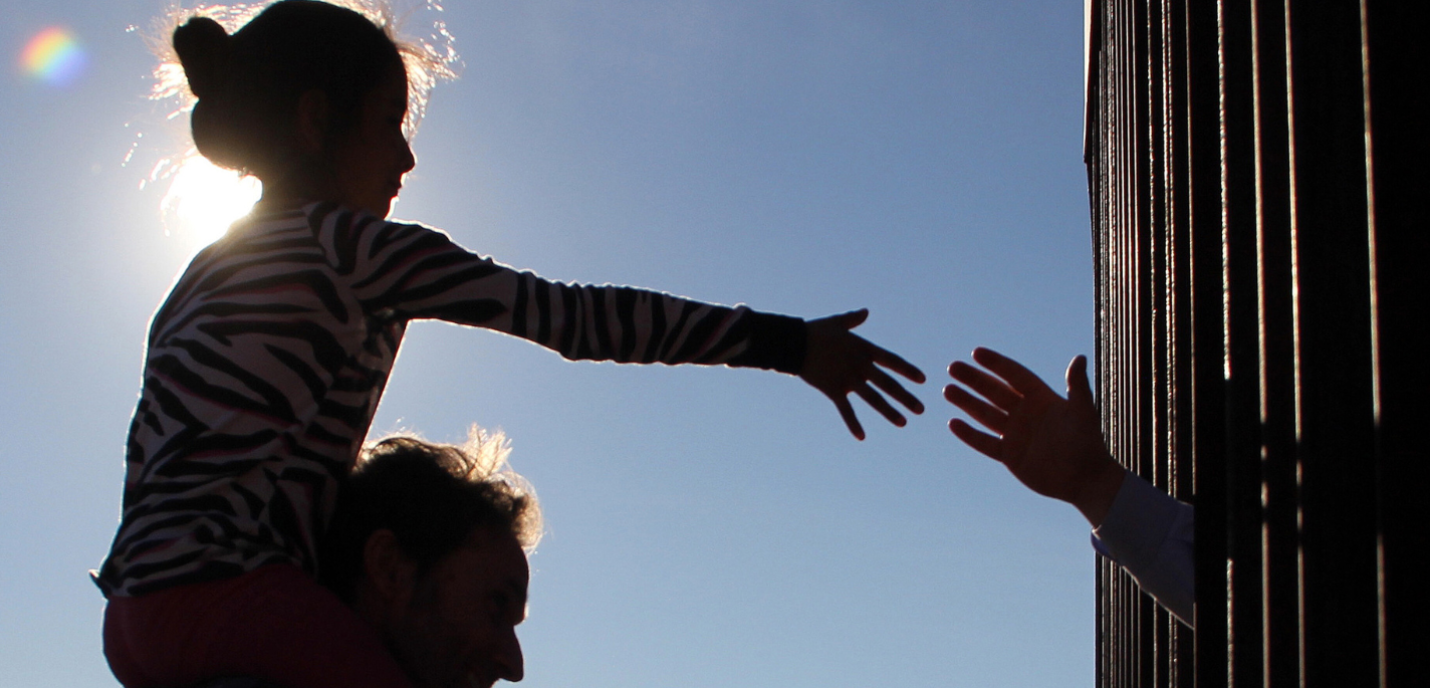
[96,2,924,686]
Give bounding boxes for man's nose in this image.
[496,628,524,682]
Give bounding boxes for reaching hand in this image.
[944,348,1124,526]
[799,309,925,441]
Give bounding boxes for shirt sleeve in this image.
[1091,471,1195,626]
[315,205,806,373]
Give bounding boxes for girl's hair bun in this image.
[172,16,231,100]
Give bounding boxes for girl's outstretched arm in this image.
[324,207,923,439]
[799,309,926,440]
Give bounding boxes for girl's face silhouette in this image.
[329,65,416,218]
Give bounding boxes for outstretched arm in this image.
[944,347,1195,626]
[800,309,925,441]
[943,347,1123,525]
[328,209,924,440]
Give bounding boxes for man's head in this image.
[321,430,542,688]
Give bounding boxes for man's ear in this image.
[362,528,416,605]
[294,89,330,155]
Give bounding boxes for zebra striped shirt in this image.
[95,202,805,597]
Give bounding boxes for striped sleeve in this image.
[312,206,806,373]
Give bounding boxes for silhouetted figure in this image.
[95,2,924,687]
[180,431,537,688]
[321,433,540,688]
[195,680,284,688]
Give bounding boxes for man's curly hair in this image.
[319,427,542,602]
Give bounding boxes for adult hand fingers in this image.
[1066,355,1094,406]
[948,360,1021,410]
[943,383,1009,433]
[870,367,924,414]
[855,383,907,427]
[971,347,1053,397]
[949,419,1003,460]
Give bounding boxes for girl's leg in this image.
[104,564,413,688]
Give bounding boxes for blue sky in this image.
[0,1,1096,685]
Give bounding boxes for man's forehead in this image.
[460,528,530,578]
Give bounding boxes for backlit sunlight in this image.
[159,154,262,249]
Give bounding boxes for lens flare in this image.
[159,155,262,249]
[21,27,87,87]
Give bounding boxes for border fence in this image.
[1082,0,1425,685]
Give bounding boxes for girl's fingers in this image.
[832,395,865,441]
[870,367,924,414]
[828,308,869,330]
[855,383,907,427]
[949,418,1003,460]
[943,383,1009,434]
[873,345,926,383]
[948,361,1021,410]
[971,347,1052,397]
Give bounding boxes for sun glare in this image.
[160,155,262,249]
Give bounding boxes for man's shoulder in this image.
[192,677,288,688]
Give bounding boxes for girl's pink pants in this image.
[103,564,413,688]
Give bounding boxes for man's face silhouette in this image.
[379,526,529,688]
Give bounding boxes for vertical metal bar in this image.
[1360,2,1429,686]
[1124,1,1141,681]
[1248,1,1299,685]
[1116,2,1136,682]
[1134,0,1158,680]
[1216,0,1266,686]
[1145,1,1174,683]
[1357,5,1388,686]
[1282,1,1379,685]
[1097,5,1126,683]
[1093,5,1111,682]
[1164,1,1199,684]
[1184,0,1229,683]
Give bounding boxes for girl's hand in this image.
[799,309,926,440]
[944,348,1125,526]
